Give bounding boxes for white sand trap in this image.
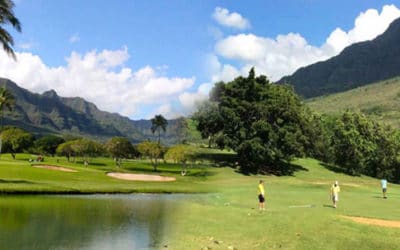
[33,165,77,172]
[107,173,176,182]
[341,216,400,228]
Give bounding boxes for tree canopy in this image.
[34,135,65,156]
[151,114,168,144]
[210,68,311,173]
[192,101,223,148]
[0,127,33,159]
[105,137,136,167]
[137,140,164,171]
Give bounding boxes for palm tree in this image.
[0,87,15,155]
[151,114,168,144]
[0,0,22,60]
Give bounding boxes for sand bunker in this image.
[33,165,78,172]
[342,216,400,228]
[107,173,176,182]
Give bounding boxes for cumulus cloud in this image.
[211,4,400,81]
[179,83,212,113]
[0,48,195,119]
[325,4,400,53]
[213,7,250,30]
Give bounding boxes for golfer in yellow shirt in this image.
[258,180,265,210]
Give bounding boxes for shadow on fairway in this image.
[0,179,36,184]
[323,204,336,208]
[238,162,308,176]
[372,196,386,199]
[321,163,360,176]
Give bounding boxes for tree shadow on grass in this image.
[320,162,360,176]
[237,161,308,176]
[0,179,36,184]
[185,170,217,177]
[196,152,238,168]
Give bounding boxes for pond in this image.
[0,194,184,250]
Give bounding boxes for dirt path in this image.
[32,165,78,172]
[341,215,400,228]
[107,173,176,182]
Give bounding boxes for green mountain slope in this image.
[279,17,400,98]
[306,77,400,127]
[0,78,192,143]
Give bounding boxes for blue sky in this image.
[1,0,400,119]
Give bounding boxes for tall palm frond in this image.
[0,0,21,60]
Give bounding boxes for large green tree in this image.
[105,137,136,167]
[70,138,104,166]
[164,144,197,175]
[137,140,164,171]
[1,127,33,159]
[34,135,65,157]
[331,111,374,175]
[56,140,75,162]
[0,0,21,59]
[192,101,223,148]
[330,111,400,180]
[151,114,168,144]
[216,68,310,173]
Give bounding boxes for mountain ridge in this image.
[278,17,400,98]
[0,78,188,144]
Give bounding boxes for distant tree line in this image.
[192,68,400,182]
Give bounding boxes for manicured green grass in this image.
[164,158,400,249]
[0,153,215,194]
[1,154,400,249]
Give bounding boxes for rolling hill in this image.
[279,17,400,98]
[306,77,400,127]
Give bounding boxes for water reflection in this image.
[0,194,181,250]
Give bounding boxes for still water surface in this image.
[0,194,183,250]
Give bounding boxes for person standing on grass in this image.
[330,181,340,208]
[258,180,266,210]
[381,178,388,199]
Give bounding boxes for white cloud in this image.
[213,7,250,30]
[0,48,195,119]
[325,4,400,53]
[211,4,400,81]
[179,83,212,113]
[69,33,80,43]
